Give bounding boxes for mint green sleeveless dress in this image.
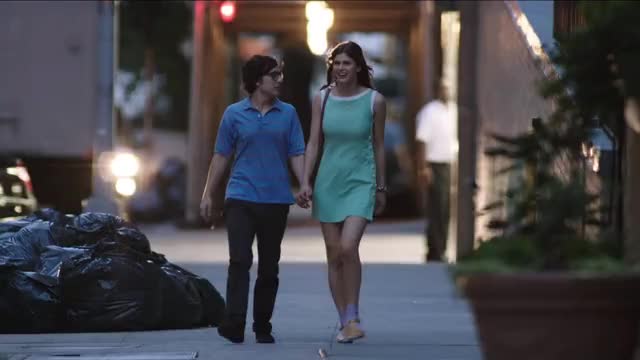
[313,88,377,223]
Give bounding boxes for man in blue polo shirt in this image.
[200,55,305,344]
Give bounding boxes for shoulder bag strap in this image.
[319,86,332,146]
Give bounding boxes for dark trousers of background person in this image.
[426,163,451,261]
[223,199,289,334]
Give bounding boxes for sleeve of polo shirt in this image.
[214,109,235,157]
[288,109,305,156]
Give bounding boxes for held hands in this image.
[297,183,387,214]
[296,183,313,209]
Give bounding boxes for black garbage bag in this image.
[0,209,61,235]
[113,227,151,254]
[0,270,61,333]
[59,213,150,254]
[0,209,75,253]
[152,252,224,328]
[0,243,88,333]
[0,221,55,270]
[26,208,72,225]
[62,212,126,247]
[39,245,88,278]
[157,261,204,328]
[60,244,164,331]
[1,210,223,333]
[192,273,225,327]
[72,212,127,232]
[0,219,33,234]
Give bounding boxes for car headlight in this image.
[115,178,137,197]
[110,152,140,178]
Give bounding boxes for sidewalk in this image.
[0,223,481,360]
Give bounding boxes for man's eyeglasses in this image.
[266,70,284,81]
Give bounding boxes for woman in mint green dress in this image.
[298,41,387,343]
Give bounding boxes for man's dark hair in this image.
[242,55,278,94]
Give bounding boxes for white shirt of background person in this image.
[415,99,457,164]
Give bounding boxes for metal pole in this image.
[114,1,120,102]
[84,0,119,215]
[185,1,206,224]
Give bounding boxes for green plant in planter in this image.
[454,117,624,276]
[452,130,632,274]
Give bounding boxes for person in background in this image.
[415,81,456,262]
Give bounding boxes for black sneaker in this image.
[255,332,275,344]
[426,253,445,263]
[218,323,245,344]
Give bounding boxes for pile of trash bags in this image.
[0,209,224,333]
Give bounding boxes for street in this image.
[0,218,480,360]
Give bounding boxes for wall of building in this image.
[471,0,554,242]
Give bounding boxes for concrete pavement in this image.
[0,219,481,360]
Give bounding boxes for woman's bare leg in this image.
[340,216,367,320]
[321,222,346,324]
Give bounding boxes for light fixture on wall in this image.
[306,1,334,56]
[582,141,601,173]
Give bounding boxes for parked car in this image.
[0,157,38,219]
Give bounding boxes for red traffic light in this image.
[219,1,236,23]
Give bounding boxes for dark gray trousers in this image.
[426,163,451,261]
[224,199,289,333]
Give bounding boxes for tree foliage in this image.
[118,1,192,130]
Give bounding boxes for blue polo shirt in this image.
[214,98,305,204]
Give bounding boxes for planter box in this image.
[458,273,640,360]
